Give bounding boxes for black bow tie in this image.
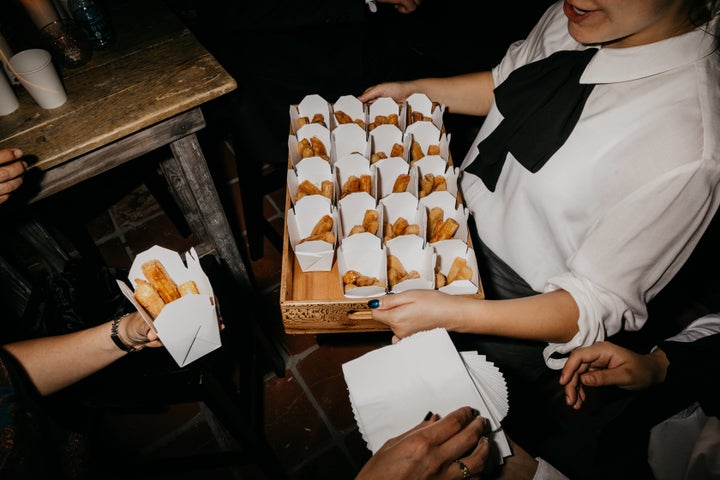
[464,48,599,192]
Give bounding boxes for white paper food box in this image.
[287,156,335,205]
[332,123,368,162]
[335,154,375,201]
[412,156,459,199]
[338,241,387,298]
[375,156,416,199]
[332,95,366,130]
[367,123,406,161]
[405,121,451,162]
[290,94,331,133]
[288,123,332,168]
[420,191,470,243]
[287,195,337,271]
[367,97,403,130]
[380,192,425,243]
[405,92,445,128]
[433,239,479,295]
[385,235,435,292]
[338,192,381,240]
[116,245,221,368]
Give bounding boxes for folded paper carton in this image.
[116,245,221,367]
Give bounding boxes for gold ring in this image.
[455,459,471,479]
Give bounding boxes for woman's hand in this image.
[121,312,163,350]
[0,148,26,204]
[559,341,669,410]
[358,80,419,104]
[370,290,473,340]
[356,406,490,480]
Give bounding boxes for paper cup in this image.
[0,70,18,116]
[10,49,67,109]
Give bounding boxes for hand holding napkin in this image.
[342,328,511,460]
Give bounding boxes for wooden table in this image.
[0,0,251,290]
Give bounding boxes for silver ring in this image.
[455,459,471,479]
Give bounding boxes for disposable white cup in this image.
[9,49,67,109]
[0,70,19,116]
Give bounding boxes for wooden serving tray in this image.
[279,170,485,335]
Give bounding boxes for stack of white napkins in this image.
[342,328,511,459]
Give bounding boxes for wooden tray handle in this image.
[347,309,374,321]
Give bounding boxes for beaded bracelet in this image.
[110,314,137,353]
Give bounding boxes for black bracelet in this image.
[111,314,137,353]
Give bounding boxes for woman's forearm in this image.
[454,290,580,343]
[2,315,140,396]
[411,72,495,116]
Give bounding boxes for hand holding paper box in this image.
[117,245,222,367]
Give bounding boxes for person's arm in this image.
[0,148,26,204]
[358,71,496,117]
[560,313,720,411]
[2,312,160,396]
[370,288,579,344]
[558,341,668,410]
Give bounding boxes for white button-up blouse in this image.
[459,1,720,368]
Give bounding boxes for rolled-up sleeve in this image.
[543,160,720,368]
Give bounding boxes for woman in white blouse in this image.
[360,0,720,476]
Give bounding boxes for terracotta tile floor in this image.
[52,125,394,479]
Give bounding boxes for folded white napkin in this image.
[342,328,511,458]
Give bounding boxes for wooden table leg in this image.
[162,134,286,377]
[162,133,252,290]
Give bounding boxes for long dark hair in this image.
[688,0,720,51]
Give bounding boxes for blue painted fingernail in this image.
[368,299,380,308]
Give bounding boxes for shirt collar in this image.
[580,25,717,84]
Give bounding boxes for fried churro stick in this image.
[343,270,361,285]
[428,207,443,238]
[311,215,334,236]
[342,176,361,198]
[390,143,404,158]
[310,136,329,160]
[298,179,321,197]
[359,174,372,193]
[411,140,424,162]
[362,210,379,234]
[334,110,353,124]
[371,152,387,164]
[392,217,409,237]
[349,225,366,236]
[141,260,180,303]
[311,113,326,126]
[430,218,459,243]
[403,224,420,236]
[321,180,334,199]
[299,231,335,244]
[446,257,467,284]
[420,173,435,198]
[410,111,424,124]
[387,255,407,278]
[392,174,411,193]
[134,278,165,318]
[178,280,200,296]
